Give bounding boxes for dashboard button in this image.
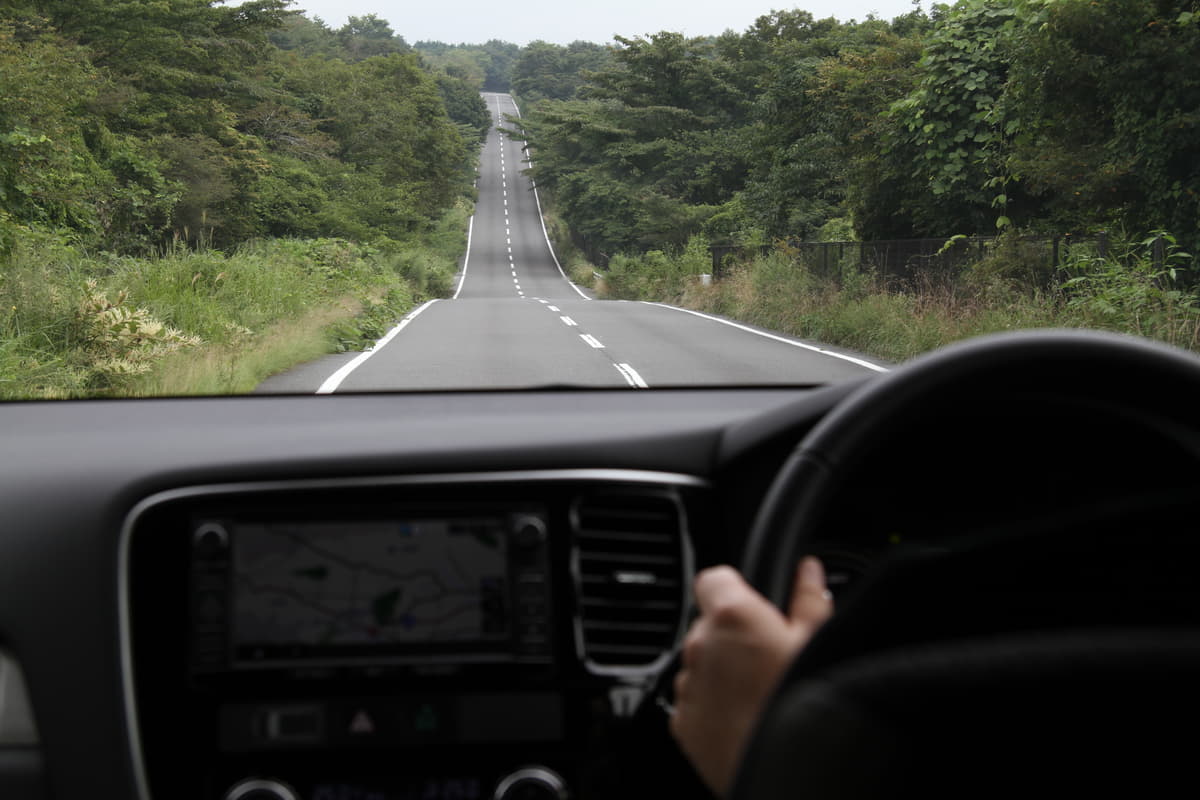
[219,704,327,751]
[347,708,376,735]
[512,516,548,548]
[398,697,454,742]
[263,705,324,744]
[329,698,456,745]
[330,700,395,744]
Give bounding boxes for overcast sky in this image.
[285,0,924,45]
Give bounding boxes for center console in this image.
[122,472,705,800]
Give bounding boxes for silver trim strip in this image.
[224,778,300,800]
[118,468,708,800]
[493,765,567,800]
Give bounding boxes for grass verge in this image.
[587,232,1200,364]
[0,202,469,398]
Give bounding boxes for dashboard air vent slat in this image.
[572,492,689,673]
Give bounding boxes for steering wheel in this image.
[729,329,1200,798]
[741,328,1200,607]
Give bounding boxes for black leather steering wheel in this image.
[729,330,1200,798]
[741,328,1200,608]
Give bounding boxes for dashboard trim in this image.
[117,468,710,800]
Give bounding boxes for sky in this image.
[285,0,924,45]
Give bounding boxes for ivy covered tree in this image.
[885,0,1020,235]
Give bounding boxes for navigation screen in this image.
[230,518,510,664]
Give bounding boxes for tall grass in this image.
[0,203,469,398]
[579,232,1200,364]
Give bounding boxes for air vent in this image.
[571,491,690,674]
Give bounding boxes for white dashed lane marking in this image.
[615,363,649,389]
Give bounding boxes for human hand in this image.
[669,558,833,797]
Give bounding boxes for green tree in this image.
[0,3,476,252]
[0,19,105,236]
[435,73,491,141]
[808,29,927,240]
[337,13,409,61]
[737,13,897,239]
[523,32,754,255]
[1003,0,1200,247]
[282,52,470,233]
[415,40,520,91]
[511,40,612,103]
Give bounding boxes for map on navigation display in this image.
[231,518,509,658]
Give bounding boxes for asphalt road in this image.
[258,93,887,393]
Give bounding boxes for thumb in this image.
[787,556,834,627]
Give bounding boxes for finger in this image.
[788,556,834,625]
[681,619,705,668]
[673,667,689,701]
[692,565,755,616]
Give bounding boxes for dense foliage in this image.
[414,40,522,93]
[0,1,483,253]
[0,1,487,397]
[510,41,613,103]
[520,1,1200,258]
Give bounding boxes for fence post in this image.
[1153,233,1166,273]
[1098,231,1108,260]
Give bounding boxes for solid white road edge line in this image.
[640,302,890,373]
[615,363,649,389]
[507,94,591,301]
[316,300,439,394]
[530,180,590,301]
[452,215,475,299]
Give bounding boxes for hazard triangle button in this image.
[348,709,375,735]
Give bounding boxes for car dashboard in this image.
[7,338,1199,800]
[0,385,859,800]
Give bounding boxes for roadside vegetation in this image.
[519,0,1200,361]
[0,205,467,398]
[0,2,483,398]
[571,230,1198,364]
[6,0,1200,396]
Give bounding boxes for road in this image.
[257,93,887,393]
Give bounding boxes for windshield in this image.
[2,0,1197,398]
